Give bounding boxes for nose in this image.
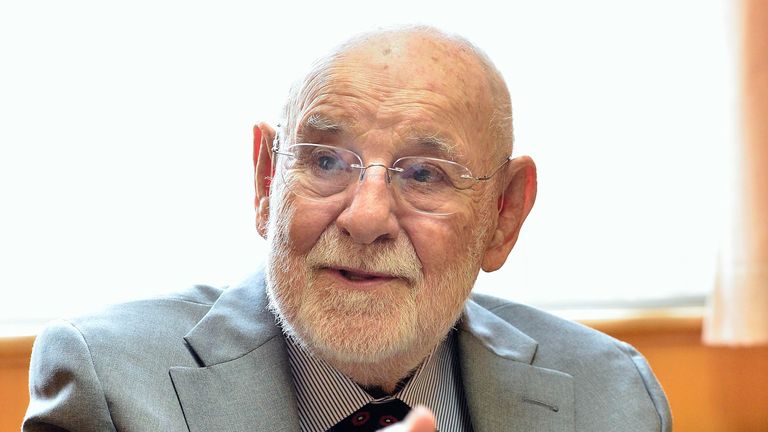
[335,165,400,244]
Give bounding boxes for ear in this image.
[253,122,276,239]
[481,156,537,272]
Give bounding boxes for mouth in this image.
[322,266,400,286]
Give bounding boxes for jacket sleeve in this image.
[23,319,117,432]
[620,341,673,432]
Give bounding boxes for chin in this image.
[270,271,420,364]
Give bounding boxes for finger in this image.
[379,406,436,432]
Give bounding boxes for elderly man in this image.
[24,27,671,432]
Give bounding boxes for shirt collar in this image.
[286,330,470,432]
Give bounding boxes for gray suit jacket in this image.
[24,272,671,431]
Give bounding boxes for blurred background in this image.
[0,0,736,325]
[1,0,766,431]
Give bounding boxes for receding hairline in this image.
[280,25,514,158]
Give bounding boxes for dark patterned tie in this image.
[328,398,412,431]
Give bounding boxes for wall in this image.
[0,336,34,432]
[590,316,768,432]
[2,319,768,431]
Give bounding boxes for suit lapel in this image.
[168,273,575,432]
[459,300,575,432]
[169,272,300,432]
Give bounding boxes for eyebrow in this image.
[299,114,463,162]
[405,133,462,162]
[303,113,348,134]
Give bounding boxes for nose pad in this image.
[352,165,394,203]
[355,163,393,184]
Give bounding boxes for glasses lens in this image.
[276,146,474,216]
[279,144,360,200]
[392,157,473,215]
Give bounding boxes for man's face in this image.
[265,35,501,369]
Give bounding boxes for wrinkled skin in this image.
[252,30,538,427]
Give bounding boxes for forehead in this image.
[292,33,496,160]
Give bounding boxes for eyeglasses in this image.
[271,142,511,216]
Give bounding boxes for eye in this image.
[314,151,340,171]
[303,148,353,179]
[296,148,341,170]
[401,161,447,184]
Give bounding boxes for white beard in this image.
[264,187,491,368]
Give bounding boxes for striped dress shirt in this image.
[286,330,473,432]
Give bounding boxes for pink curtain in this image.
[704,0,768,345]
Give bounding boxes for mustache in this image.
[305,228,423,282]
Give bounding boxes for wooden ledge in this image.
[0,308,706,362]
[555,306,705,336]
[0,335,35,367]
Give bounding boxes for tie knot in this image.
[329,398,412,431]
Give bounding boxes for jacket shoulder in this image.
[66,283,223,336]
[468,292,672,431]
[25,284,226,431]
[470,292,623,353]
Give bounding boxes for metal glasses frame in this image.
[270,133,512,190]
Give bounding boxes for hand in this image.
[379,406,436,432]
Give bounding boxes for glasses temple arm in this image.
[474,156,513,181]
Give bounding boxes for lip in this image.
[319,266,401,289]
